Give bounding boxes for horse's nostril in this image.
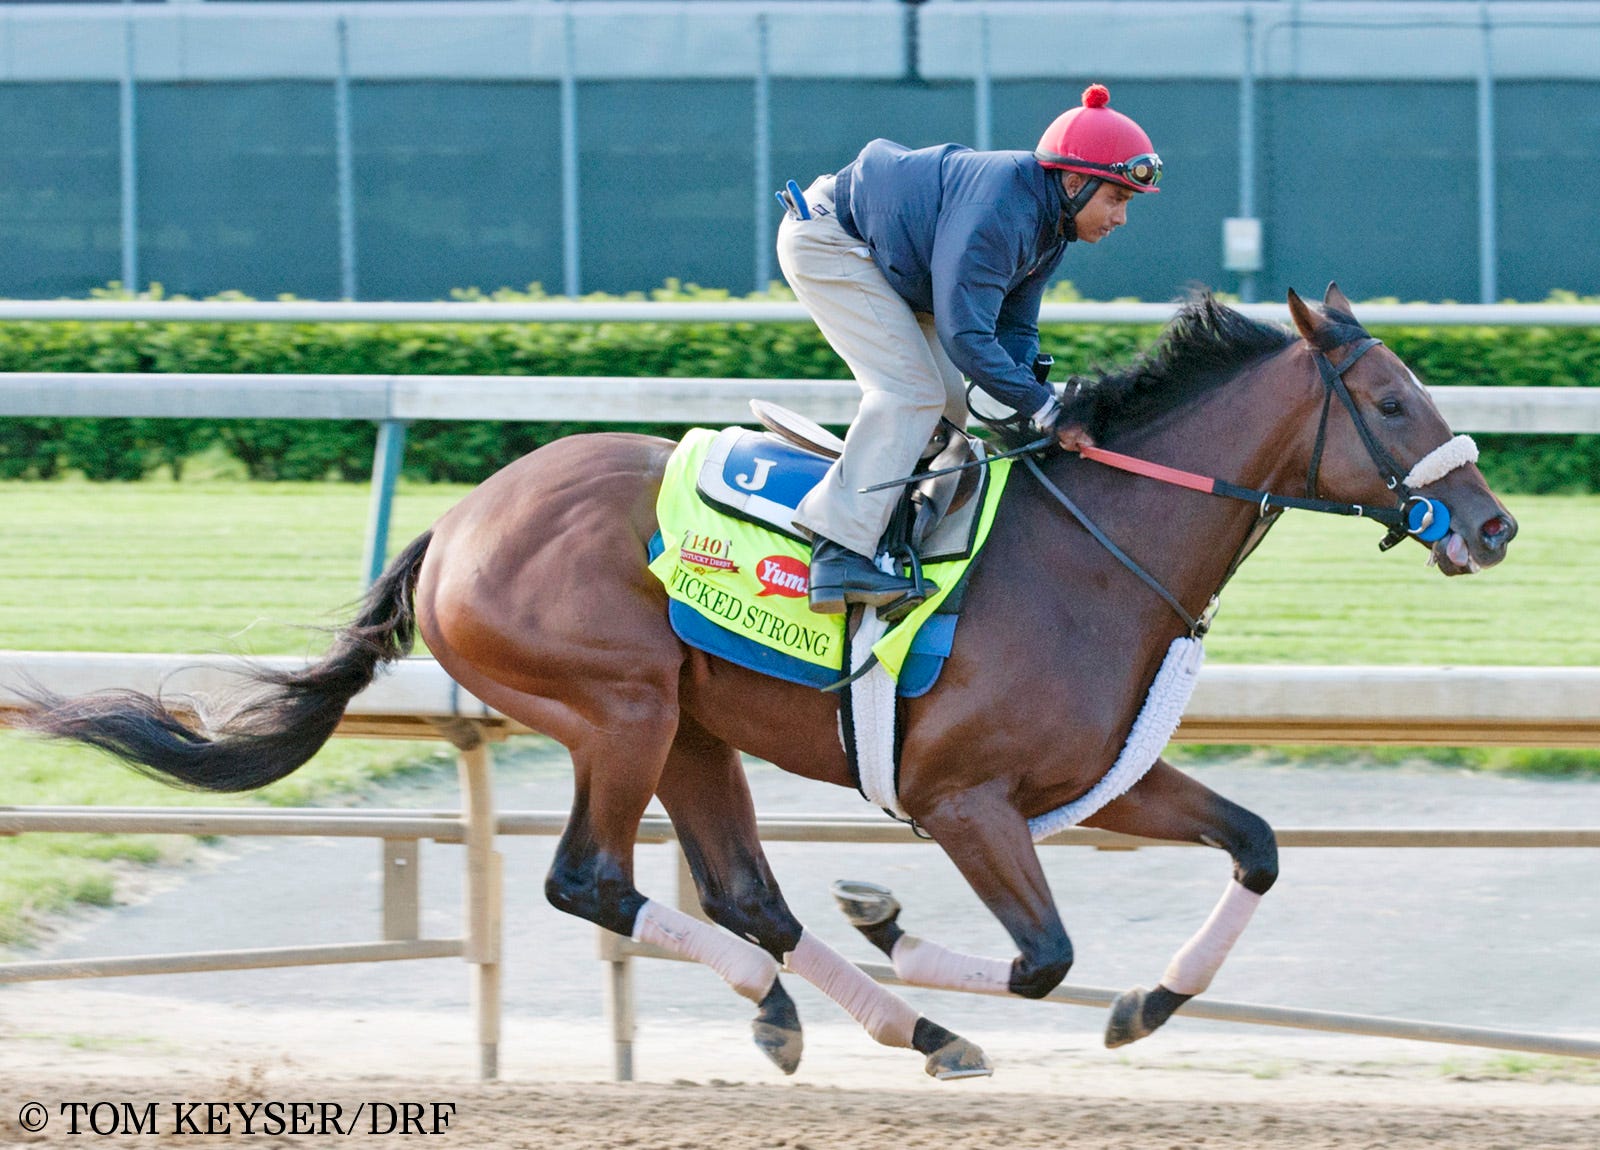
[1480,515,1514,549]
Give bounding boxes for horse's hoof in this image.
[831,879,901,928]
[752,979,804,1075]
[1104,986,1155,1049]
[923,1036,993,1081]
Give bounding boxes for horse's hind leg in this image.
[657,714,992,1081]
[1084,758,1279,1047]
[432,640,793,1053]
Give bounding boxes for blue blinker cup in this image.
[1407,497,1452,543]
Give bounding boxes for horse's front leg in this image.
[1084,758,1279,1047]
[857,779,1077,1002]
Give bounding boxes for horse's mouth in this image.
[1427,529,1486,576]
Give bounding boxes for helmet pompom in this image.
[1082,84,1111,109]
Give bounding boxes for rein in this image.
[1026,337,1470,637]
[1078,340,1408,532]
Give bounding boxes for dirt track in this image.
[3,986,1596,1149]
[4,1073,1597,1149]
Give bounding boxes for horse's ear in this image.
[1323,281,1355,317]
[1286,288,1322,343]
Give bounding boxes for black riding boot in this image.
[807,538,935,615]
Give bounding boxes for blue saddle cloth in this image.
[647,539,957,698]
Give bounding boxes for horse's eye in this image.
[1378,398,1404,418]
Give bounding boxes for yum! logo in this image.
[756,554,808,597]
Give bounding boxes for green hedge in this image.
[2,285,1596,491]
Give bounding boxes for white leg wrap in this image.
[1161,881,1263,996]
[891,935,1014,995]
[632,899,778,1004]
[783,930,918,1048]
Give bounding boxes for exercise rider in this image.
[776,84,1161,615]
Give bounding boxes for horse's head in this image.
[1285,283,1517,575]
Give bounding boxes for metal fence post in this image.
[335,15,359,301]
[600,929,636,1081]
[973,8,991,151]
[1476,0,1498,304]
[753,12,773,292]
[561,3,581,297]
[362,419,407,589]
[1237,5,1259,304]
[381,838,420,941]
[900,0,926,85]
[455,728,502,1083]
[119,0,139,295]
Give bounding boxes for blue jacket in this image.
[833,139,1071,417]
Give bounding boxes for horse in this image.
[20,285,1517,1080]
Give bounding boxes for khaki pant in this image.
[778,175,968,557]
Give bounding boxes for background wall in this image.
[1,1,1597,303]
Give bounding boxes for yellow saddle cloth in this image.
[647,427,1012,691]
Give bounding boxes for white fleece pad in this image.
[1404,434,1478,489]
[1027,636,1206,841]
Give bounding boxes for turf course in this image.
[2,481,1593,663]
[1,479,1595,947]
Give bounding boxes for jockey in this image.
[777,84,1161,615]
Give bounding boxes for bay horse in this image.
[21,286,1517,1079]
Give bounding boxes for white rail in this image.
[2,374,1596,435]
[6,652,1600,749]
[2,299,1599,326]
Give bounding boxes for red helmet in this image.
[1035,84,1161,193]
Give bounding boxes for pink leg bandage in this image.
[783,931,918,1047]
[1162,880,1263,996]
[891,935,1013,995]
[632,899,778,1003]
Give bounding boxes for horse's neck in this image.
[1042,347,1319,616]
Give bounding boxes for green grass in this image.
[3,482,1594,664]
[0,477,469,949]
[1204,495,1600,666]
[0,732,457,949]
[0,480,1596,946]
[1437,1052,1600,1082]
[0,478,467,654]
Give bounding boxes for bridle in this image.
[1024,335,1480,636]
[1304,336,1461,552]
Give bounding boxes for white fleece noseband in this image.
[1403,434,1478,489]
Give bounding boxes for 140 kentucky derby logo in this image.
[679,533,738,574]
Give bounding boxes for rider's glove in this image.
[1030,395,1063,436]
[1031,394,1095,453]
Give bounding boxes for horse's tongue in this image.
[1446,531,1471,567]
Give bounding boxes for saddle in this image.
[733,399,990,563]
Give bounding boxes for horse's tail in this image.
[19,531,434,793]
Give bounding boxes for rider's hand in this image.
[1054,421,1095,453]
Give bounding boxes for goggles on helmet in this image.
[1038,151,1163,190]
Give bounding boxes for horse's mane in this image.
[1063,293,1318,442]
